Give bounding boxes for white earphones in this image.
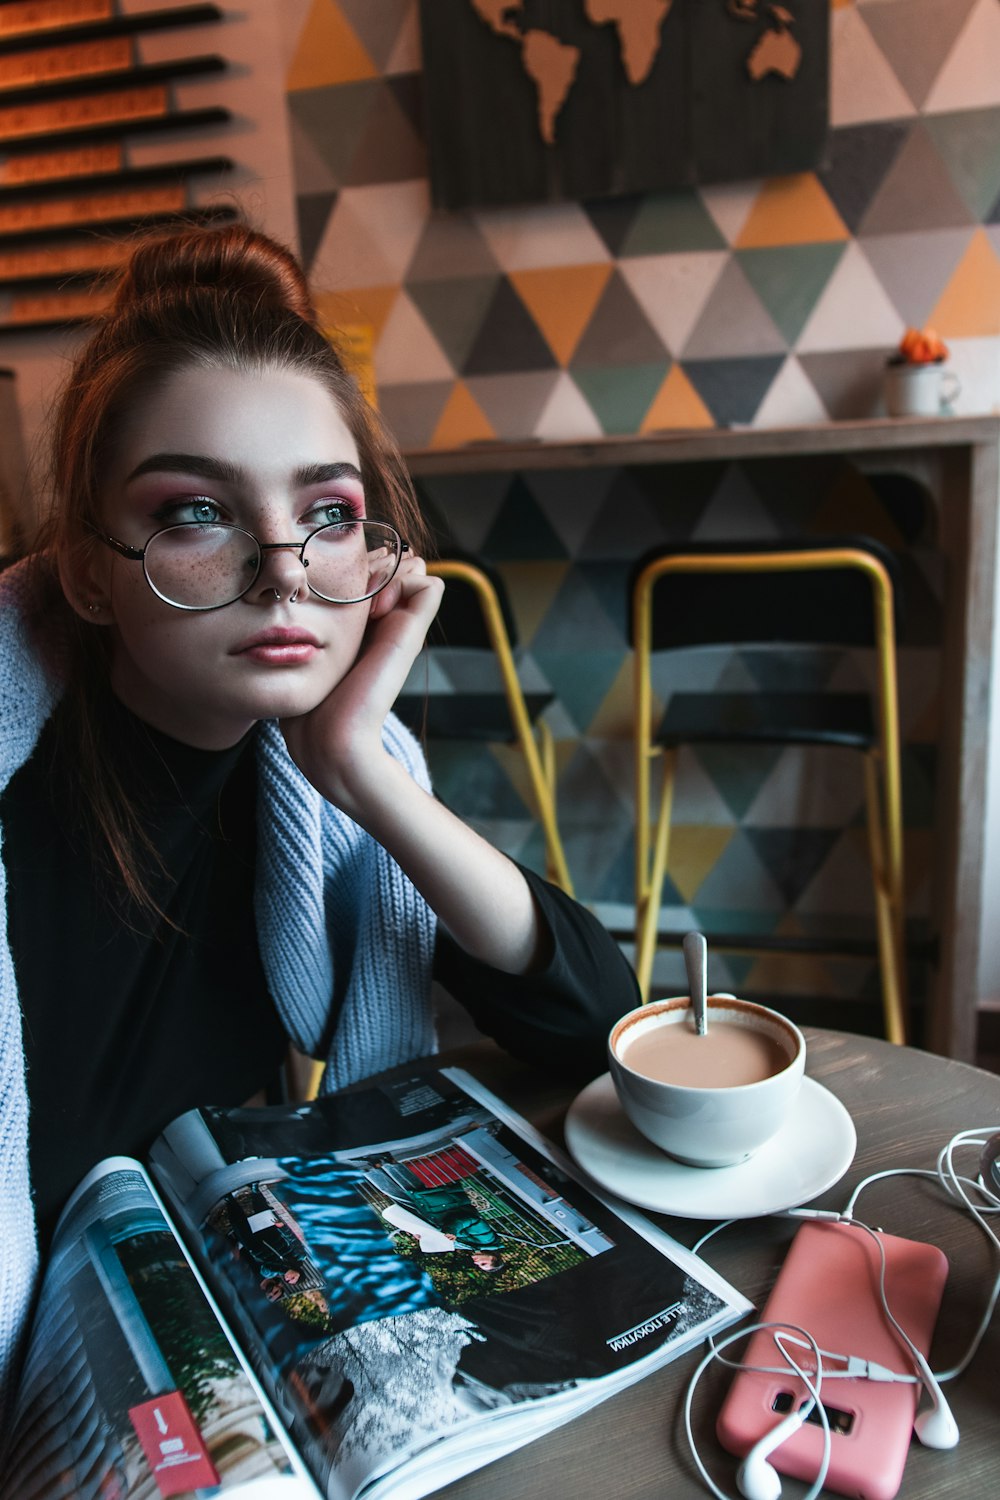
[736,1406,810,1500]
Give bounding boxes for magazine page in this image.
[148,1063,750,1500]
[3,1157,318,1500]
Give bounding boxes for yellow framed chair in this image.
[631,536,907,1044]
[393,554,574,897]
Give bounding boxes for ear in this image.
[58,534,114,623]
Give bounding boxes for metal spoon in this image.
[683,930,709,1036]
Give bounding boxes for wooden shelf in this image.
[0,152,232,202]
[405,416,1000,476]
[0,53,224,106]
[0,4,222,53]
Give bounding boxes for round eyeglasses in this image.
[93,519,409,611]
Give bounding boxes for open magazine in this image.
[4,1063,752,1500]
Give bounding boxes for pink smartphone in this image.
[716,1220,949,1500]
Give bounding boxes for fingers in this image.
[369,553,443,622]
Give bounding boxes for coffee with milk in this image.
[620,1020,789,1089]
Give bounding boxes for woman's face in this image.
[91,363,374,748]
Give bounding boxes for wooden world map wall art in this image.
[0,0,232,332]
[419,0,828,211]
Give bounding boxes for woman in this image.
[0,221,638,1428]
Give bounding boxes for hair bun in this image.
[111,222,315,324]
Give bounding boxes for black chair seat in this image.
[656,691,876,750]
[394,690,554,743]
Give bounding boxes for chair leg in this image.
[533,720,574,897]
[635,749,677,1000]
[863,751,907,1044]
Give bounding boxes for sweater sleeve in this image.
[432,863,639,1079]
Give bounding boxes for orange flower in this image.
[895,326,949,365]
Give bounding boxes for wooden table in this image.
[426,1029,1000,1500]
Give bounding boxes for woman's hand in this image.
[280,553,443,813]
[280,553,550,978]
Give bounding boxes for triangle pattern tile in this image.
[817,120,911,236]
[296,191,338,271]
[311,180,429,288]
[557,738,634,830]
[796,348,891,421]
[385,72,426,139]
[573,560,632,642]
[649,645,730,702]
[287,81,375,187]
[570,270,670,368]
[690,464,781,541]
[942,335,1000,416]
[287,106,341,195]
[861,0,978,111]
[796,241,903,351]
[745,828,844,908]
[337,0,411,73]
[414,472,511,553]
[407,274,501,372]
[681,354,785,427]
[532,372,607,442]
[924,108,1000,223]
[928,229,1000,338]
[571,363,670,435]
[626,460,731,542]
[529,566,623,652]
[347,78,425,186]
[663,826,738,908]
[791,830,877,917]
[689,829,787,914]
[861,228,973,329]
[508,263,613,367]
[587,657,637,741]
[753,356,831,427]
[923,0,1000,113]
[590,741,639,817]
[743,744,866,828]
[385,0,421,72]
[652,748,738,826]
[531,650,624,734]
[462,278,558,376]
[735,244,847,347]
[829,4,915,128]
[376,381,453,450]
[481,478,570,562]
[741,455,850,534]
[712,655,763,694]
[594,833,647,907]
[582,194,644,256]
[473,202,611,272]
[375,290,453,384]
[682,257,786,359]
[859,123,975,235]
[429,382,495,449]
[694,743,787,821]
[699,180,760,247]
[736,175,850,250]
[619,252,728,359]
[520,467,618,557]
[426,740,535,821]
[576,471,668,559]
[619,191,727,255]
[405,215,500,281]
[741,645,839,692]
[465,371,563,441]
[641,365,715,432]
[315,285,398,348]
[286,0,377,90]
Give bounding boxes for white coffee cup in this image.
[608,996,805,1168]
[884,361,960,418]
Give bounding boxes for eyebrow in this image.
[126,454,364,488]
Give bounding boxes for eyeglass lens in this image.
[143,521,402,609]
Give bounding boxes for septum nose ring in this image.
[270,587,300,603]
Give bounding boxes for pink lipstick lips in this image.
[233,627,321,665]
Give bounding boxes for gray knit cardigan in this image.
[0,559,438,1433]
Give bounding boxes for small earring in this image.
[87,602,103,614]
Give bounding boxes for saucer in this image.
[564,1074,856,1220]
